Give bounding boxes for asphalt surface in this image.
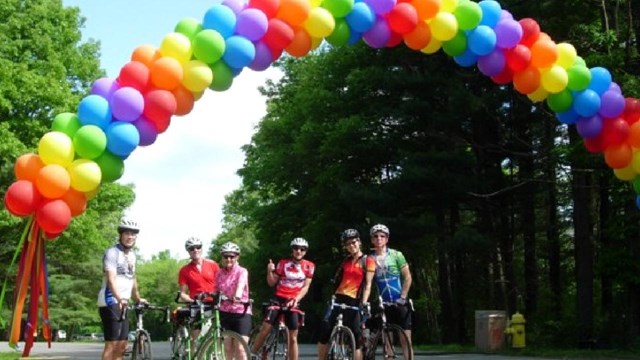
[0,341,563,360]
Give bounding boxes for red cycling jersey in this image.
[178,259,220,298]
[335,255,376,299]
[274,258,315,299]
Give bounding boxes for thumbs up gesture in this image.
[267,259,275,273]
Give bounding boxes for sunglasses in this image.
[222,254,237,259]
[188,245,202,251]
[292,246,308,252]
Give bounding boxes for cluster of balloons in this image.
[5,0,640,234]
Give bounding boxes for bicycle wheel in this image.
[171,324,190,360]
[132,330,153,360]
[327,326,356,360]
[270,326,289,360]
[196,330,251,360]
[367,324,412,360]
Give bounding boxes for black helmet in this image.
[341,229,360,242]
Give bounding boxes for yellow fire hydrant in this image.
[504,311,526,348]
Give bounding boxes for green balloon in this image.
[567,64,591,91]
[73,125,107,160]
[323,0,354,18]
[633,176,640,194]
[94,150,124,183]
[209,61,234,92]
[52,112,81,138]
[442,31,468,57]
[454,0,482,31]
[175,17,203,40]
[193,29,226,64]
[546,89,573,113]
[327,19,351,47]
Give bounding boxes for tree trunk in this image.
[436,206,456,343]
[544,118,562,318]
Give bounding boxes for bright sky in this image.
[62,1,282,260]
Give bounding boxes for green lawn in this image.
[0,353,19,360]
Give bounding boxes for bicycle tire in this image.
[196,330,250,360]
[132,330,153,360]
[171,324,190,360]
[327,326,356,360]
[366,324,412,360]
[271,325,289,360]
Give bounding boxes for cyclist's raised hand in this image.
[267,259,275,273]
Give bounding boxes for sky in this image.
[61,1,282,260]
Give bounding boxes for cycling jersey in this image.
[372,248,408,302]
[178,259,219,298]
[97,244,135,307]
[274,258,315,299]
[335,255,375,299]
[217,264,252,315]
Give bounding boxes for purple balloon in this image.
[363,17,390,49]
[223,0,245,14]
[236,8,268,41]
[91,77,120,100]
[494,19,522,49]
[576,114,603,138]
[500,10,513,20]
[598,90,625,118]
[249,41,273,71]
[363,0,395,15]
[110,87,144,122]
[608,82,621,94]
[478,49,506,76]
[132,115,158,146]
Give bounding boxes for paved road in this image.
[0,342,557,359]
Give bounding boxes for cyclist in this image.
[369,224,414,350]
[217,242,252,360]
[251,237,315,360]
[97,218,147,360]
[317,229,375,360]
[178,236,220,343]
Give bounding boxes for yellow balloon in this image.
[310,35,324,50]
[85,186,100,201]
[160,32,193,64]
[304,7,335,38]
[631,150,640,173]
[421,38,442,54]
[541,65,568,94]
[182,60,214,92]
[527,86,548,103]
[310,0,323,6]
[429,12,458,41]
[38,131,75,167]
[614,164,637,181]
[68,159,102,192]
[556,43,577,69]
[440,0,459,13]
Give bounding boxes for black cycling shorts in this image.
[220,311,252,336]
[263,297,304,330]
[99,304,129,341]
[384,303,412,330]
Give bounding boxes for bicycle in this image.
[170,291,251,360]
[362,296,413,360]
[323,295,363,360]
[249,301,305,360]
[123,302,170,360]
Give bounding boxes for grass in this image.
[416,344,640,359]
[0,353,19,360]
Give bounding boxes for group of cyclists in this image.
[96,219,413,360]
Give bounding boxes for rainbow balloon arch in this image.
[3,0,640,356]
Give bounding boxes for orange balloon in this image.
[277,0,311,27]
[172,85,196,116]
[530,39,558,68]
[61,188,87,217]
[150,56,184,90]
[404,21,431,50]
[413,0,439,20]
[628,122,640,148]
[36,164,71,199]
[605,143,633,169]
[131,44,161,68]
[15,153,44,182]
[513,66,541,95]
[286,28,312,58]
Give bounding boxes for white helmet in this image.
[370,224,389,236]
[118,218,139,233]
[185,237,202,250]
[290,237,309,248]
[220,242,241,255]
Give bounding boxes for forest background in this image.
[1,0,640,350]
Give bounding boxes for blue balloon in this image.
[222,35,256,69]
[203,4,237,38]
[573,89,601,117]
[588,67,612,95]
[556,108,579,125]
[479,0,502,28]
[346,2,375,33]
[636,195,640,209]
[106,121,140,158]
[348,30,363,45]
[468,25,496,56]
[454,49,478,67]
[78,95,112,130]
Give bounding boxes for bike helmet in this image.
[118,218,139,234]
[369,224,389,236]
[220,242,241,255]
[185,237,202,250]
[290,237,309,248]
[341,229,360,242]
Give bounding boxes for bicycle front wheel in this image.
[171,324,190,360]
[367,324,412,360]
[327,326,356,360]
[270,326,289,360]
[132,330,153,360]
[196,330,251,360]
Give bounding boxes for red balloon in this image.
[249,0,279,18]
[624,97,640,125]
[601,117,630,146]
[506,44,531,72]
[519,18,540,47]
[118,61,150,92]
[4,180,42,217]
[583,136,606,153]
[263,18,295,50]
[36,199,71,234]
[143,89,177,133]
[387,3,419,34]
[44,231,62,240]
[491,67,514,85]
[386,30,403,48]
